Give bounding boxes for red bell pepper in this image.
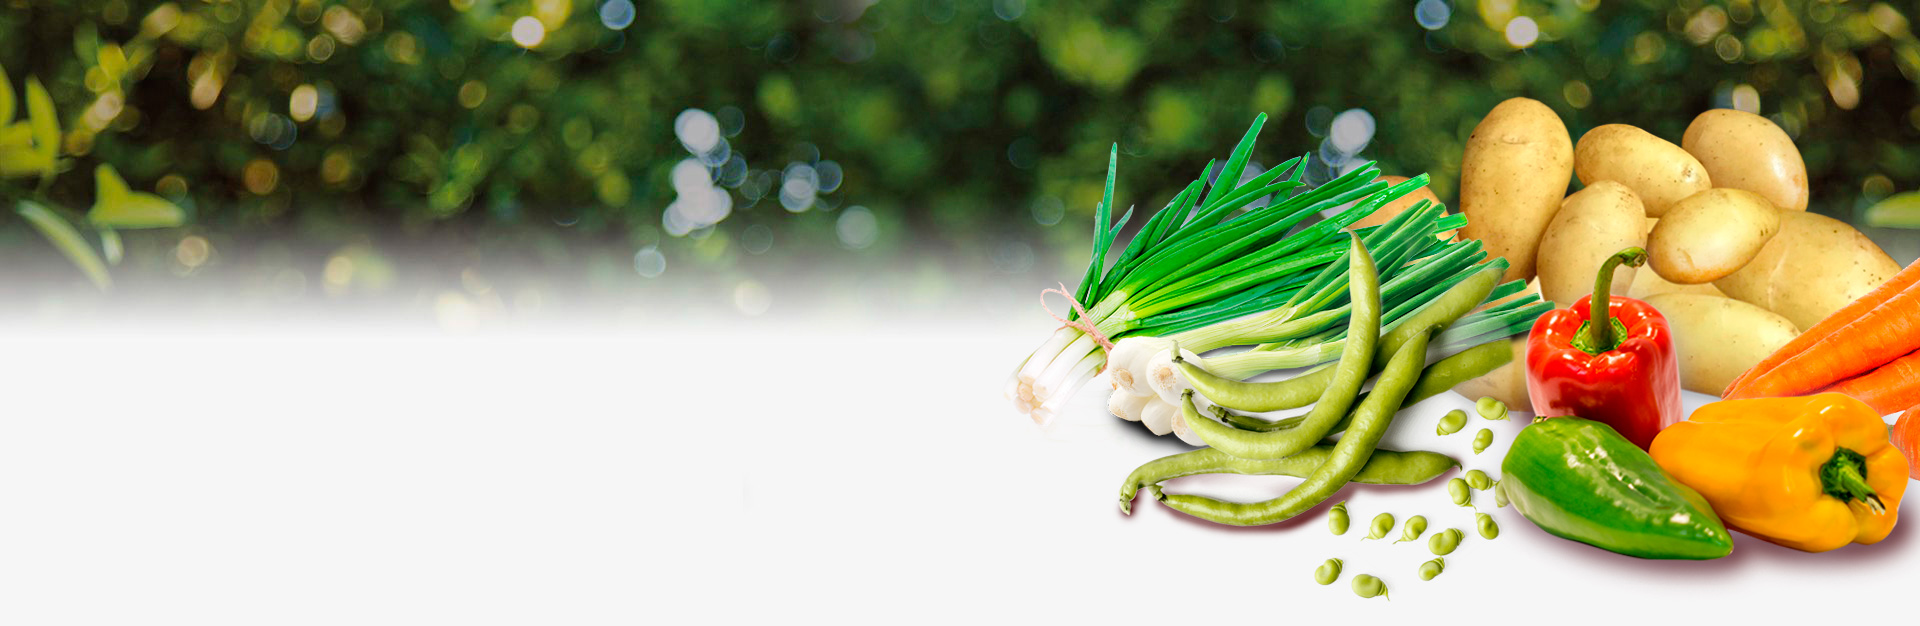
[1524,247,1682,450]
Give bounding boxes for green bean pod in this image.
[1176,263,1503,412]
[1430,528,1463,555]
[1395,515,1428,544]
[1179,233,1380,459]
[1448,477,1473,508]
[1314,558,1343,585]
[1472,428,1494,455]
[1476,396,1509,421]
[1328,501,1350,535]
[1116,446,1459,514]
[1351,574,1389,600]
[1418,557,1446,581]
[1365,512,1395,540]
[1465,469,1493,491]
[1477,512,1500,539]
[1153,329,1436,526]
[1436,409,1467,436]
[1220,340,1512,434]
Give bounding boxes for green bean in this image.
[1472,428,1493,455]
[1314,558,1343,585]
[1493,480,1510,508]
[1153,329,1436,526]
[1365,512,1395,540]
[1448,477,1473,508]
[1418,557,1446,581]
[1430,528,1463,555]
[1351,574,1389,600]
[1476,396,1509,421]
[1179,234,1380,459]
[1329,501,1350,535]
[1465,469,1493,491]
[1177,263,1502,412]
[1220,338,1513,434]
[1403,340,1512,404]
[1477,512,1500,539]
[1395,515,1427,544]
[1116,446,1459,514]
[1436,409,1467,436]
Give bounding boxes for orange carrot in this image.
[1724,279,1920,399]
[1893,405,1919,481]
[1724,260,1920,395]
[1821,348,1920,414]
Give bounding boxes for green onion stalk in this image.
[1012,115,1549,430]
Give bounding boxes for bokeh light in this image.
[1414,0,1450,30]
[289,85,318,122]
[511,17,546,49]
[599,0,636,30]
[1505,17,1539,48]
[836,206,879,250]
[633,246,666,278]
[732,279,771,315]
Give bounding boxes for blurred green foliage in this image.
[1,0,1917,314]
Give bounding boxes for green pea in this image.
[1472,428,1494,455]
[1365,512,1395,540]
[1476,396,1509,421]
[1494,480,1510,508]
[1448,477,1473,508]
[1465,469,1493,491]
[1314,558,1343,585]
[1429,528,1463,555]
[1477,512,1500,540]
[1328,501,1350,535]
[1418,557,1446,581]
[1394,515,1427,544]
[1436,409,1467,436]
[1350,574,1389,600]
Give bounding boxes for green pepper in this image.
[1501,417,1732,560]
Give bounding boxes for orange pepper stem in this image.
[1819,447,1887,515]
[1571,247,1647,355]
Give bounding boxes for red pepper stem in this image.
[1577,247,1648,354]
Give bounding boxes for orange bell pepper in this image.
[1649,393,1908,553]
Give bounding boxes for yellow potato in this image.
[1535,181,1645,306]
[1452,337,1533,412]
[1647,189,1781,284]
[1458,98,1574,283]
[1712,211,1900,330]
[1351,175,1454,240]
[1642,293,1799,396]
[1574,124,1711,217]
[1629,261,1726,298]
[1631,217,1726,297]
[1681,109,1809,212]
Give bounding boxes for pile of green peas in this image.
[1315,495,1504,598]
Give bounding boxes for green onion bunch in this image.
[1010,114,1550,433]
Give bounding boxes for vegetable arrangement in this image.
[1455,101,1900,399]
[1443,98,1912,562]
[1019,105,1917,600]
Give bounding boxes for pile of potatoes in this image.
[1451,98,1900,405]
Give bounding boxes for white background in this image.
[2,318,1914,624]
